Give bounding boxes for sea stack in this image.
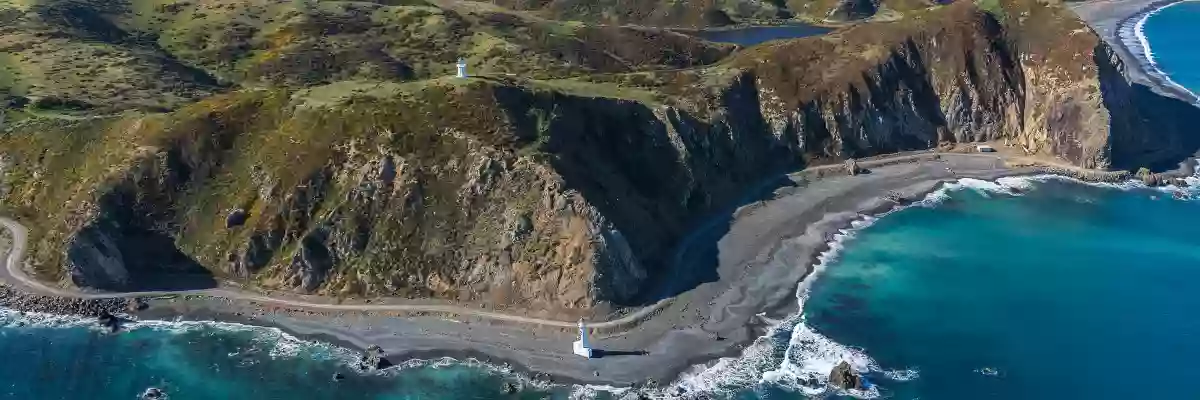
[359,345,389,372]
[829,361,863,390]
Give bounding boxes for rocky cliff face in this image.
[1,76,791,313]
[2,0,1197,316]
[681,1,1199,169]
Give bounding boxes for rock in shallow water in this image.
[96,311,121,333]
[141,387,165,399]
[359,344,392,371]
[829,361,863,391]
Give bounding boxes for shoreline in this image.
[1071,0,1200,104]
[1128,0,1200,102]
[0,152,1151,389]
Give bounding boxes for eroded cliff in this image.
[1,0,1197,317]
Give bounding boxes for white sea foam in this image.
[883,368,920,381]
[942,176,1037,197]
[126,317,360,362]
[660,168,1200,399]
[7,166,1200,400]
[0,308,99,329]
[1132,0,1200,104]
[0,308,366,367]
[974,367,1001,377]
[665,211,917,399]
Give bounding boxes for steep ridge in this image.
[0,0,1197,318]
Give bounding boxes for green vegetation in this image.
[0,55,21,95]
[0,0,1134,306]
[0,0,730,113]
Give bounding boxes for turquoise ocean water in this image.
[8,17,1200,393]
[801,176,1200,399]
[0,313,584,399]
[11,5,1200,400]
[5,172,1199,399]
[1139,0,1200,98]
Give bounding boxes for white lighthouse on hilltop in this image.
[573,319,594,358]
[456,58,468,78]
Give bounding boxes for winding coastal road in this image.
[0,152,1058,331]
[0,217,673,329]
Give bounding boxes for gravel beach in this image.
[0,0,1197,393]
[0,153,1050,387]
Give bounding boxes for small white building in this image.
[456,58,468,78]
[573,319,594,358]
[976,144,996,153]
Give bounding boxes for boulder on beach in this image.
[829,361,863,391]
[126,298,148,313]
[845,159,862,176]
[1142,173,1163,186]
[883,190,905,203]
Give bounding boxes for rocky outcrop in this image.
[829,361,863,390]
[96,310,121,333]
[140,387,165,400]
[2,0,1199,317]
[66,223,132,290]
[358,345,391,372]
[0,285,125,316]
[706,2,1200,171]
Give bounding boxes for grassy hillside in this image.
[0,0,732,112]
[2,0,1196,314]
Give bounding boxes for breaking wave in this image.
[2,163,1197,400]
[665,212,916,399]
[1133,0,1200,104]
[662,164,1200,399]
[0,308,570,396]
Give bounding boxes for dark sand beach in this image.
[57,153,1045,386]
[0,152,1026,385]
[1070,0,1199,103]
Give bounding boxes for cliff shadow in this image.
[122,226,217,291]
[635,174,800,305]
[68,216,217,293]
[493,76,805,307]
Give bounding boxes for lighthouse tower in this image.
[573,319,594,358]
[455,58,468,78]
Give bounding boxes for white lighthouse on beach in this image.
[456,58,468,78]
[573,319,594,358]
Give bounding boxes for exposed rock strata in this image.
[1,2,1198,316]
